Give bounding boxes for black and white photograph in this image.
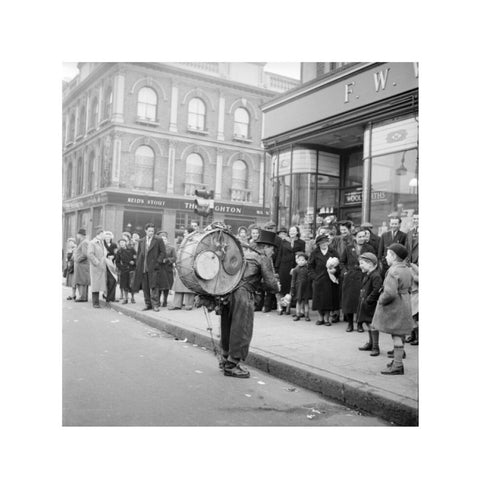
[61,61,419,427]
[4,1,478,486]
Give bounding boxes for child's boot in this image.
[370,330,380,356]
[359,330,373,351]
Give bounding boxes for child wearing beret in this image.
[357,252,383,356]
[372,244,415,375]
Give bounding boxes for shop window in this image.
[370,148,418,235]
[344,150,364,187]
[90,97,98,128]
[188,97,206,131]
[76,158,84,195]
[92,206,103,230]
[134,145,155,190]
[78,210,90,232]
[185,153,204,195]
[233,107,250,139]
[137,87,157,121]
[64,212,76,244]
[86,151,95,193]
[104,87,113,120]
[124,210,163,238]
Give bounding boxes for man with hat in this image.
[357,252,383,356]
[87,226,107,308]
[73,228,90,302]
[220,229,281,378]
[372,243,415,375]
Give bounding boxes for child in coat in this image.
[357,252,383,356]
[371,244,415,375]
[285,252,311,322]
[116,238,136,304]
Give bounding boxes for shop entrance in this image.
[123,209,163,237]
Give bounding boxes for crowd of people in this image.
[64,212,419,376]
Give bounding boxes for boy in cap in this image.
[357,252,383,356]
[286,251,311,322]
[371,244,415,375]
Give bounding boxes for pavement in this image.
[95,290,419,426]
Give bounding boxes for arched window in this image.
[134,145,155,189]
[76,158,84,195]
[233,107,250,138]
[86,151,95,193]
[137,87,157,121]
[185,153,204,183]
[188,97,206,130]
[90,97,98,128]
[232,160,248,189]
[79,106,86,135]
[68,113,75,141]
[66,162,73,198]
[104,87,113,119]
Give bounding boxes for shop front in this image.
[262,62,419,238]
[62,190,270,246]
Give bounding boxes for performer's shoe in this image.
[224,363,250,378]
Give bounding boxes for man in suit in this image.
[133,223,168,312]
[406,213,419,265]
[377,215,407,276]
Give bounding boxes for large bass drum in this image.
[176,228,245,296]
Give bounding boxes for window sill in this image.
[87,127,97,135]
[233,135,253,144]
[99,118,110,126]
[187,127,208,136]
[136,117,160,127]
[65,140,73,148]
[75,134,84,142]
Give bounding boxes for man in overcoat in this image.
[73,228,90,302]
[133,223,168,312]
[87,226,107,308]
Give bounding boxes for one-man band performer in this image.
[219,229,280,378]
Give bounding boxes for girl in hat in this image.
[357,253,383,356]
[308,234,340,326]
[371,244,415,375]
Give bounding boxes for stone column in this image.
[84,93,90,133]
[362,123,372,223]
[97,85,103,125]
[112,72,125,123]
[111,135,122,185]
[167,140,176,194]
[73,105,79,139]
[259,153,265,205]
[217,95,225,141]
[215,149,223,199]
[169,85,178,132]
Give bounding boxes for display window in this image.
[123,210,164,237]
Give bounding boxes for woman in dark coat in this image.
[276,226,306,314]
[64,238,76,299]
[115,238,136,304]
[308,234,340,326]
[157,232,177,307]
[340,229,375,332]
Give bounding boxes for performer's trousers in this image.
[220,287,254,362]
[77,285,89,301]
[142,272,160,308]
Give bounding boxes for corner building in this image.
[262,62,419,238]
[62,62,298,243]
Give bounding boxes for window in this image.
[90,97,98,128]
[185,153,204,195]
[137,87,157,121]
[104,87,113,119]
[87,151,95,193]
[79,106,86,136]
[134,145,155,189]
[188,97,206,130]
[76,158,84,195]
[234,107,250,138]
[232,160,248,189]
[66,162,73,198]
[68,113,75,141]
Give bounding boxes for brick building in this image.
[62,62,298,244]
